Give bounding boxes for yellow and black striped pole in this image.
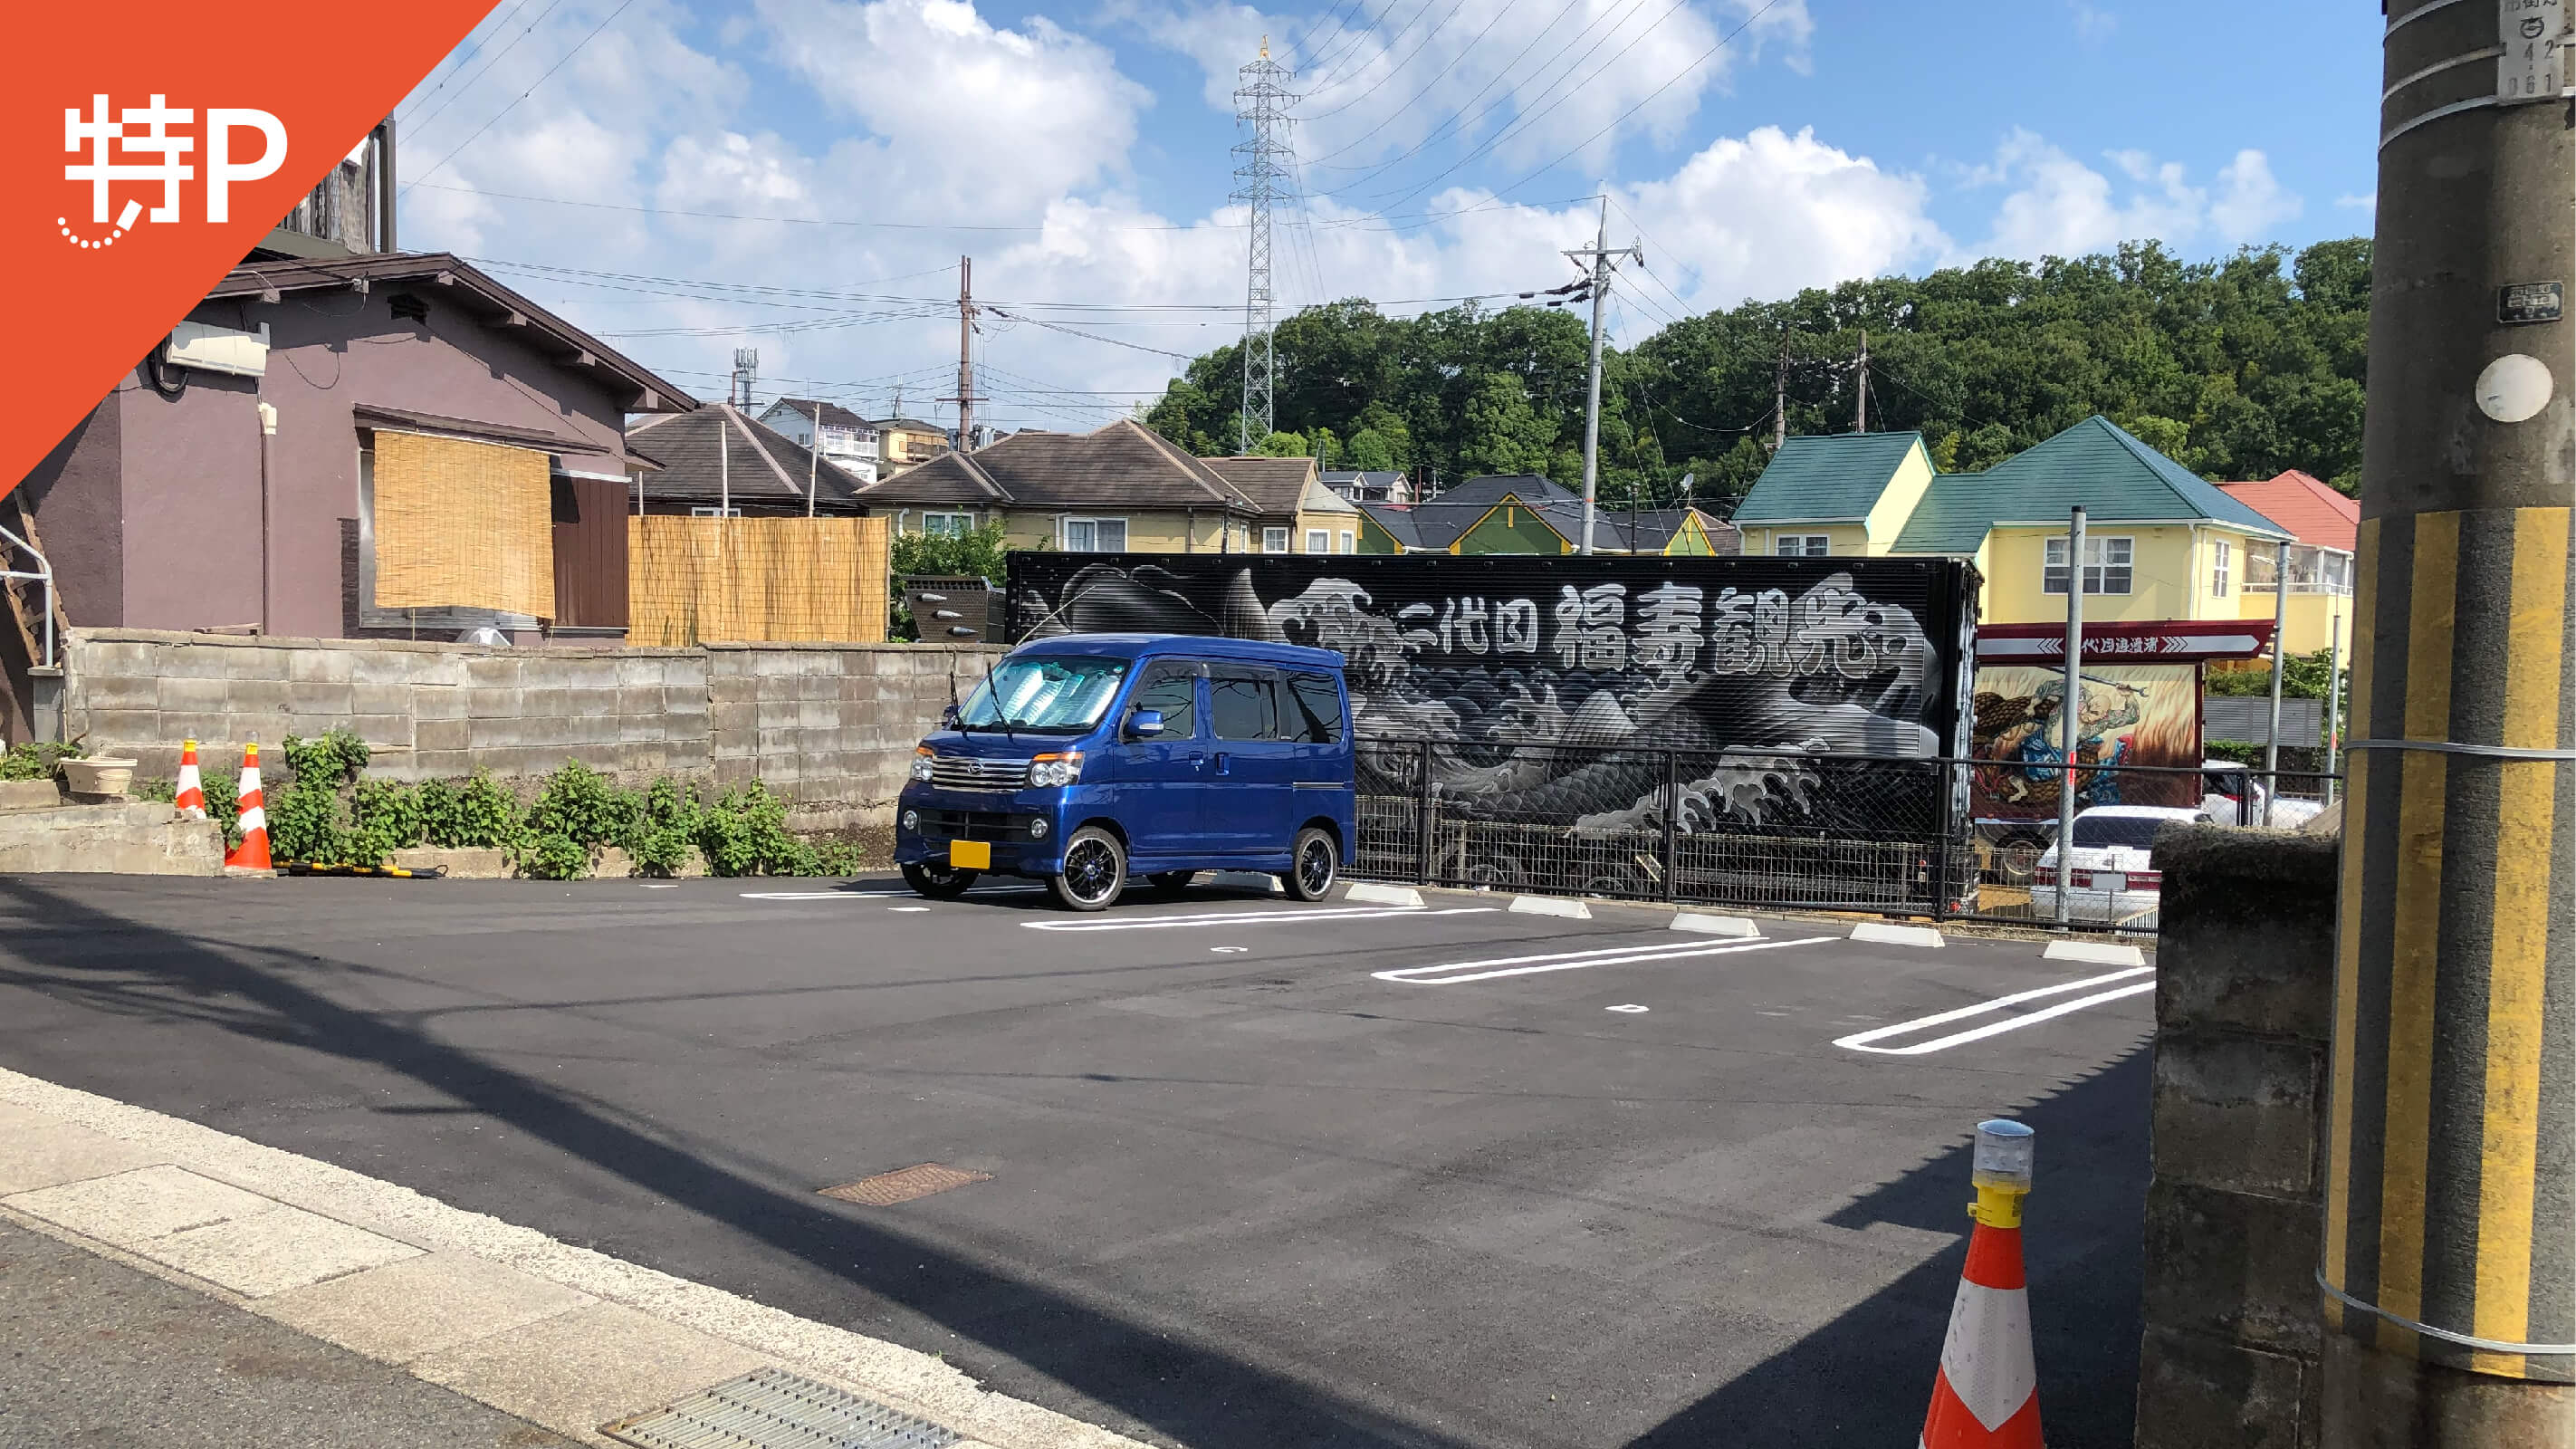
[2325,5,2576,1438]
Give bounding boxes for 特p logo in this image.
[60,96,284,250]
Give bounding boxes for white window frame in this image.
[690,505,744,518]
[1305,528,1330,553]
[1262,526,1290,553]
[2211,540,2230,598]
[1775,533,1830,557]
[2044,534,2134,595]
[1062,516,1128,552]
[1339,529,1356,554]
[921,511,974,537]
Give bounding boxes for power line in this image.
[1299,0,1483,122]
[401,0,567,138]
[397,0,533,125]
[984,307,1199,360]
[1487,0,1786,203]
[1300,0,1537,168]
[1306,0,1640,180]
[405,0,637,192]
[1364,0,1726,211]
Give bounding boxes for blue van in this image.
[893,634,1358,910]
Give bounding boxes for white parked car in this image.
[2200,760,2323,829]
[2029,805,2204,928]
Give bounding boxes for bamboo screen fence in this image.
[373,431,554,618]
[627,515,890,646]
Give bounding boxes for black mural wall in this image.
[1007,554,1980,837]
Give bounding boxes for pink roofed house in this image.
[2218,471,2357,656]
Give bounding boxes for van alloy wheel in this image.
[1285,826,1338,902]
[1050,828,1126,912]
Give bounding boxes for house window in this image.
[1263,526,1290,553]
[2211,540,2230,598]
[2045,534,2134,595]
[1775,534,1830,557]
[1338,530,1355,554]
[1305,528,1329,553]
[690,505,743,518]
[922,512,973,537]
[1063,517,1127,552]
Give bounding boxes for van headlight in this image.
[1027,817,1049,839]
[900,809,919,831]
[910,746,935,782]
[1029,751,1085,788]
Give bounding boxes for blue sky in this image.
[393,0,2379,429]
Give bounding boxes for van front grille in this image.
[930,755,1030,792]
[915,809,1043,842]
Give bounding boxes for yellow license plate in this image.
[948,840,991,869]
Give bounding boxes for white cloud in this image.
[2070,3,2115,45]
[2207,149,2302,242]
[1965,130,2303,260]
[2335,191,2377,218]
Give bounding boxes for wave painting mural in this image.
[1005,554,1979,839]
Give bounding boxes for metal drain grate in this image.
[603,1367,960,1448]
[816,1163,991,1206]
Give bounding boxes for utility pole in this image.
[1233,38,1296,453]
[2263,538,2290,826]
[1566,195,1640,555]
[1853,328,1869,433]
[805,400,819,518]
[2322,4,2575,1441]
[938,255,982,451]
[2323,595,2346,808]
[1773,328,1789,451]
[2054,505,2083,928]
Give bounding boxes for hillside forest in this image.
[1141,237,2372,510]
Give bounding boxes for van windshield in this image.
[959,656,1130,734]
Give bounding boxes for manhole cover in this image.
[604,1367,959,1448]
[817,1163,991,1206]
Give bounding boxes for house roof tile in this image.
[1892,416,2291,552]
[622,405,868,510]
[2218,471,2358,552]
[1732,433,1924,524]
[764,398,871,431]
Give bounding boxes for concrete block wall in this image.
[58,629,1001,821]
[2136,823,2339,1449]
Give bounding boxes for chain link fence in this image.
[1354,735,2336,936]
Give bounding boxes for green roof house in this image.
[1736,416,2294,627]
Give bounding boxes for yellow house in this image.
[855,417,1263,552]
[1733,417,2294,629]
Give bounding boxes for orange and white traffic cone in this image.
[224,742,272,869]
[1920,1119,2042,1449]
[173,740,207,820]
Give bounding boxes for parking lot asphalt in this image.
[0,872,2150,1449]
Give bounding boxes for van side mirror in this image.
[940,704,960,729]
[1126,709,1164,739]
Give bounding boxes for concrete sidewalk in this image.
[0,1070,1154,1449]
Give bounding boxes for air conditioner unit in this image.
[166,321,271,379]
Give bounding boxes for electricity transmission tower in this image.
[1232,37,1297,453]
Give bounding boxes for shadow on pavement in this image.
[0,877,1464,1449]
[1628,1047,2149,1449]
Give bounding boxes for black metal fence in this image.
[1353,735,2337,936]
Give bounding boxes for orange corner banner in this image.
[0,1,502,501]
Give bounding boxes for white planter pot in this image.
[61,757,139,798]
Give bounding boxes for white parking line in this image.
[740,886,1048,900]
[1024,906,1496,932]
[1831,966,2156,1056]
[1375,935,1825,985]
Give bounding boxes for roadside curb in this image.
[0,1069,1145,1449]
[1507,894,1591,919]
[1343,881,1424,907]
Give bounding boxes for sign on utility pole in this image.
[2323,1,2576,1439]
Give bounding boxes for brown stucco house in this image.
[14,251,693,657]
